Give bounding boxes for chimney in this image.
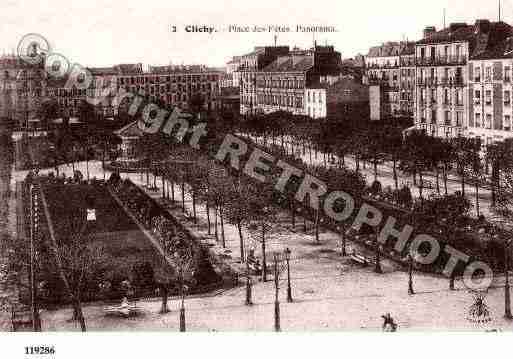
[449,22,468,32]
[423,26,436,39]
[475,19,491,33]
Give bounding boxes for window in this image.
[474,66,481,82]
[505,90,511,105]
[444,89,449,104]
[485,90,492,105]
[485,67,492,82]
[457,89,463,105]
[475,113,481,127]
[485,114,492,129]
[431,109,437,123]
[456,112,463,127]
[475,90,481,104]
[444,111,451,125]
[504,115,511,131]
[505,66,511,82]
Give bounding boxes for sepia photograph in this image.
[1,0,513,357]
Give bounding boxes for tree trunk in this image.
[435,167,440,194]
[237,222,245,262]
[72,297,86,332]
[461,170,465,196]
[475,182,480,217]
[443,164,448,195]
[160,285,169,313]
[261,223,267,282]
[192,192,197,223]
[314,209,320,243]
[206,201,211,235]
[418,170,424,200]
[291,201,295,228]
[214,204,219,241]
[220,205,226,247]
[181,182,185,212]
[393,159,398,190]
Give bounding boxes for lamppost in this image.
[245,240,253,306]
[407,253,414,295]
[337,225,347,257]
[374,227,383,274]
[179,283,187,332]
[504,236,512,319]
[490,213,512,319]
[273,253,281,332]
[261,207,269,283]
[284,248,292,303]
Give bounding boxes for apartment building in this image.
[254,45,342,116]
[414,20,513,138]
[365,41,416,120]
[51,63,222,120]
[236,46,290,114]
[0,54,47,129]
[468,36,513,146]
[304,77,369,120]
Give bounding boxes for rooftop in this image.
[367,41,415,58]
[417,20,513,59]
[261,55,314,72]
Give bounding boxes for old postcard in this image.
[0,0,512,357]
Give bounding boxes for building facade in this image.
[468,37,513,146]
[254,45,342,116]
[0,55,47,129]
[305,78,369,120]
[365,41,415,120]
[413,20,513,139]
[236,46,290,114]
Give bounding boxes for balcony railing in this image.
[366,63,400,69]
[416,55,467,66]
[416,76,464,87]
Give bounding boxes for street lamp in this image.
[337,225,347,257]
[407,253,414,295]
[284,248,293,303]
[273,253,281,332]
[490,213,512,320]
[261,207,269,283]
[374,227,383,274]
[504,236,512,319]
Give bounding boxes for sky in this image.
[1,0,513,68]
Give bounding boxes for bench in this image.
[350,252,370,266]
[104,303,142,318]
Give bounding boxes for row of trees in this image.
[238,112,512,217]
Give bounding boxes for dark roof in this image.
[148,65,220,74]
[88,67,117,76]
[472,36,513,60]
[261,56,314,72]
[113,63,143,74]
[367,42,415,57]
[417,20,513,59]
